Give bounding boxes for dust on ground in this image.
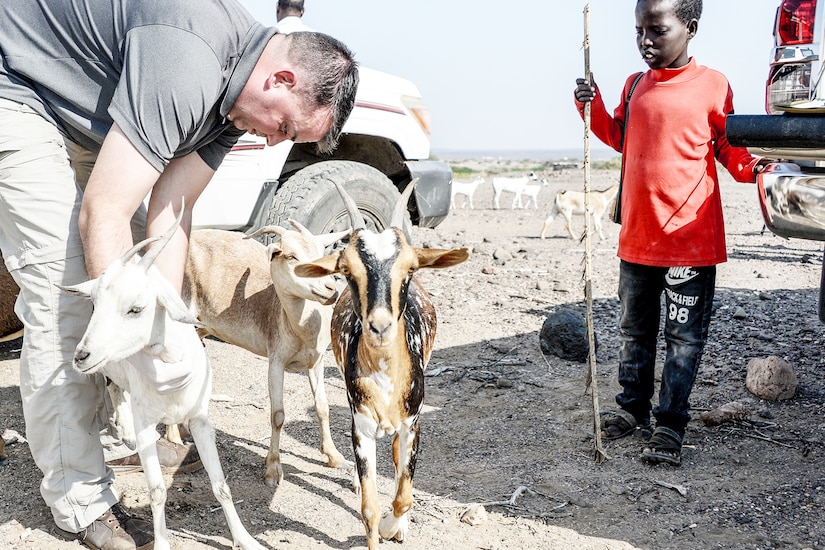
[2,163,824,550]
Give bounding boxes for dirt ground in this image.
[2,163,825,550]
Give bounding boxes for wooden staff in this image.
[582,3,607,463]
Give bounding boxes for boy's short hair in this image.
[638,0,702,23]
[672,0,702,23]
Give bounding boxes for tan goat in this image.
[296,180,469,549]
[181,223,352,489]
[540,182,620,241]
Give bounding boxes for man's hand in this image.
[128,326,203,395]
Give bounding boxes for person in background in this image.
[276,0,315,33]
[573,0,769,466]
[0,1,358,548]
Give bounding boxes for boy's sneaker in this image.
[106,437,202,474]
[56,503,153,550]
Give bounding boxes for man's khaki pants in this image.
[0,98,144,532]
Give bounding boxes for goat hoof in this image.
[263,468,283,490]
[379,513,408,542]
[329,455,354,471]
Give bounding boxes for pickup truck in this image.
[726,0,825,320]
[194,65,452,238]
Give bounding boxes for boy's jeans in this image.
[615,260,716,436]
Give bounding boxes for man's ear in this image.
[272,69,296,89]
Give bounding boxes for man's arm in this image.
[79,123,215,290]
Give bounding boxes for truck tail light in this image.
[777,0,817,45]
[766,63,813,112]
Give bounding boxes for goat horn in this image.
[286,218,314,240]
[246,225,286,239]
[137,198,185,270]
[120,236,161,265]
[331,180,366,231]
[390,178,418,229]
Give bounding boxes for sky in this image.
[240,0,781,155]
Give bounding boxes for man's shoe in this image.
[55,503,153,550]
[106,437,202,474]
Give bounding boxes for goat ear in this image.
[57,279,97,299]
[415,247,470,269]
[155,279,201,326]
[267,243,283,262]
[294,254,339,278]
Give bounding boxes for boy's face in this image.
[635,0,697,70]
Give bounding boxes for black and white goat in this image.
[295,180,469,549]
[61,209,264,550]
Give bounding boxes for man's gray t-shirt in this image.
[0,0,275,171]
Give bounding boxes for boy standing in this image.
[574,0,766,465]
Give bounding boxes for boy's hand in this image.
[754,157,774,174]
[575,75,597,103]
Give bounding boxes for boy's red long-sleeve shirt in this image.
[578,58,759,267]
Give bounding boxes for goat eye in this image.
[127,306,143,316]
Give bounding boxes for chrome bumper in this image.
[758,162,825,241]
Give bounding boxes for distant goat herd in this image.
[0,170,611,548]
[451,172,619,242]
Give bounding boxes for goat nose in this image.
[368,319,391,339]
[75,348,90,365]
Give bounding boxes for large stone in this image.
[746,356,797,401]
[539,307,597,363]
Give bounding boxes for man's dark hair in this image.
[285,32,359,154]
[672,0,702,23]
[278,0,305,10]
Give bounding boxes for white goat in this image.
[540,182,620,241]
[450,176,485,209]
[492,172,538,209]
[520,178,548,209]
[296,180,469,550]
[61,211,265,550]
[181,223,352,489]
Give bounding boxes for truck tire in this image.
[264,160,412,239]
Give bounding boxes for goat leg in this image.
[564,214,577,239]
[265,363,286,489]
[306,361,352,470]
[352,420,381,550]
[188,415,266,550]
[379,422,420,542]
[132,413,171,550]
